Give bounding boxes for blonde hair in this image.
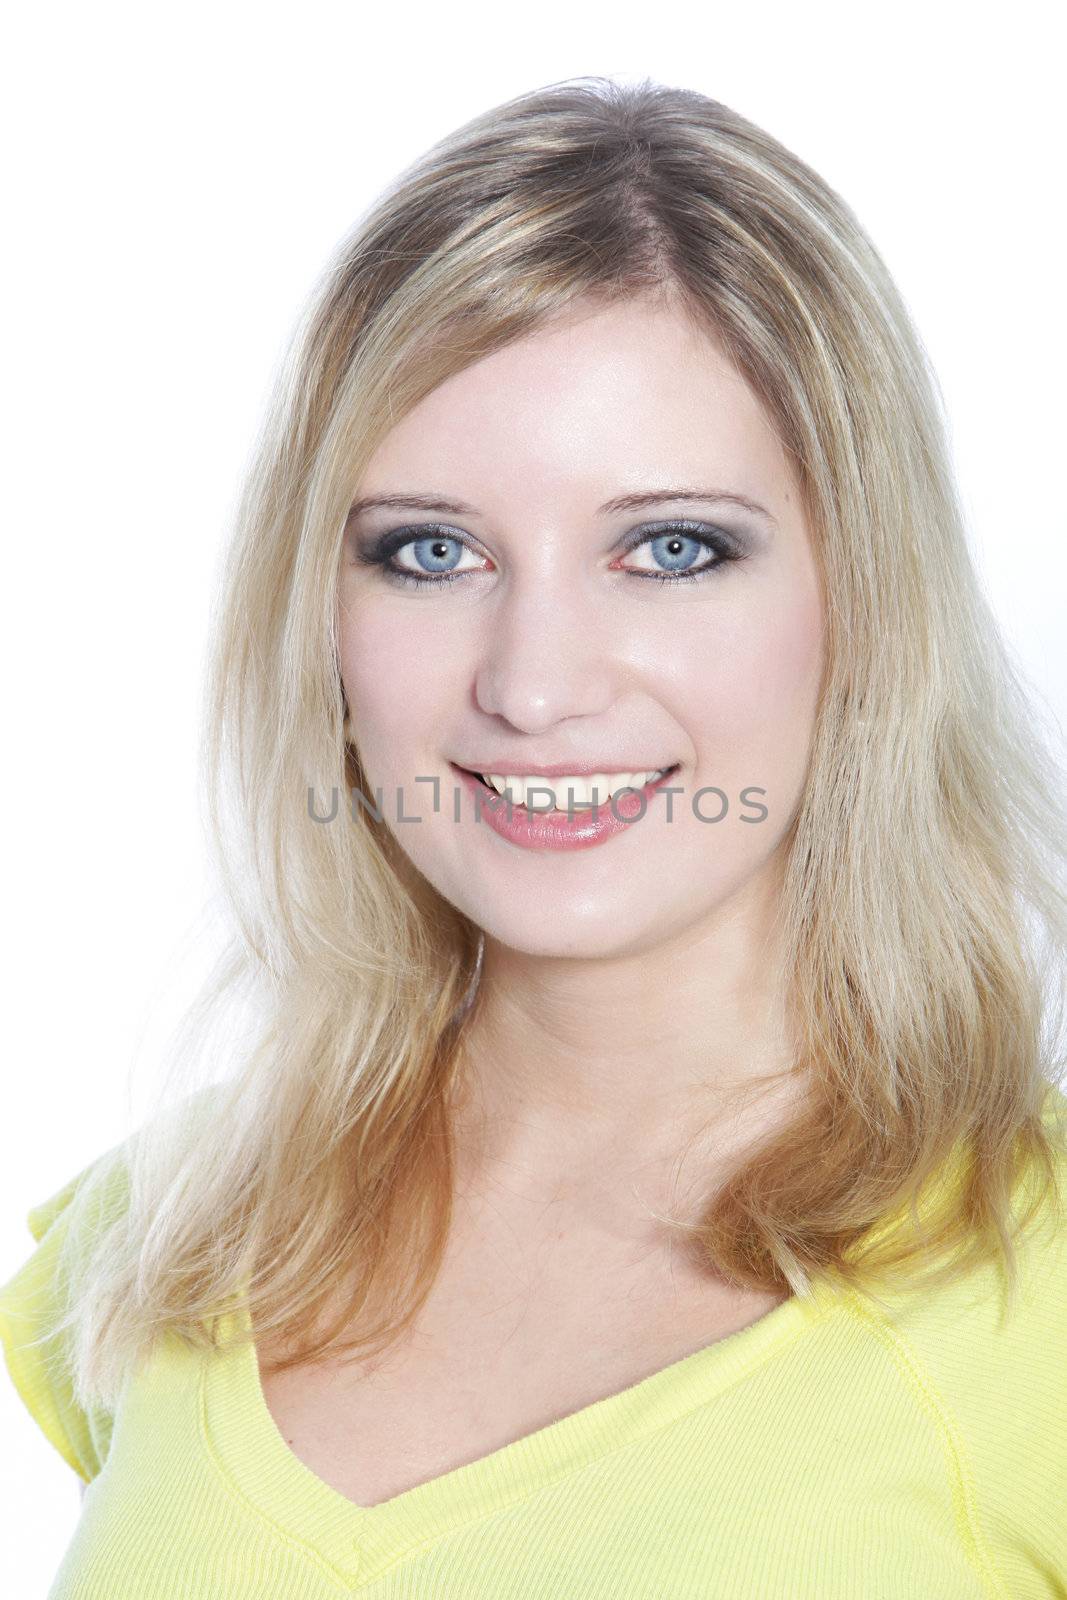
[55,75,1066,1409]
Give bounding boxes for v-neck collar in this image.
[198,1282,841,1587]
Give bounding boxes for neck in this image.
[449,869,805,1220]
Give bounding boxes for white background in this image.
[1,2,1064,1591]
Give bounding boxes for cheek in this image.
[339,612,411,749]
[672,587,825,794]
[338,607,466,766]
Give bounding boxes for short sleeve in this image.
[0,1159,120,1483]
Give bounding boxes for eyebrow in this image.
[346,488,778,526]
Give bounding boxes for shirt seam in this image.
[196,1355,359,1592]
[839,1291,1009,1600]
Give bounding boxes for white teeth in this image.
[482,770,669,810]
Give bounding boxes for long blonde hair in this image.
[55,75,1066,1409]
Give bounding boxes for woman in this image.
[2,75,1065,1598]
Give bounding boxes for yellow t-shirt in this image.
[2,1088,1066,1599]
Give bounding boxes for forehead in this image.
[359,298,795,518]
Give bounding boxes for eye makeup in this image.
[352,519,751,591]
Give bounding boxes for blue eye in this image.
[391,532,472,580]
[355,519,746,590]
[622,524,737,582]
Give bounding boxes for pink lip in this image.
[449,763,680,852]
[454,760,673,778]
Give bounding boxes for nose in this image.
[473,578,619,735]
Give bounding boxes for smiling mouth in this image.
[453,764,681,809]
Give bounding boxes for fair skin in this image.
[247,293,826,1511]
[338,292,825,1220]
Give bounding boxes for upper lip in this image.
[452,760,678,778]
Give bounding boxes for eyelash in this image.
[356,520,746,590]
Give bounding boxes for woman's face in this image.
[336,295,825,960]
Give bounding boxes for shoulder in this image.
[0,1143,126,1481]
[0,1083,222,1482]
[867,1081,1067,1590]
[889,1079,1067,1381]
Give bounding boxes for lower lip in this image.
[449,764,680,852]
